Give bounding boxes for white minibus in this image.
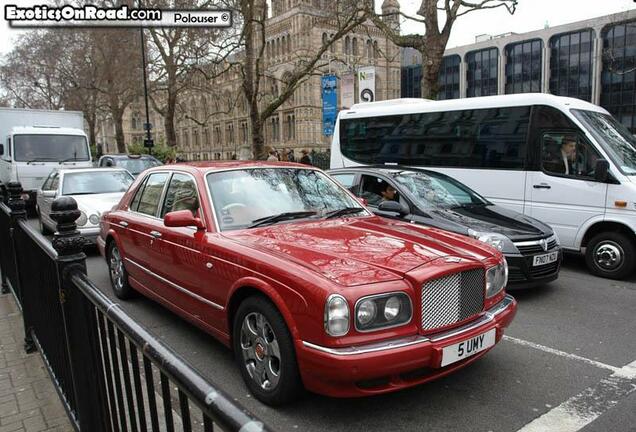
[330,94,636,279]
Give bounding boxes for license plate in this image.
[533,251,558,267]
[441,328,496,367]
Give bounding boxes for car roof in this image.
[328,165,445,177]
[101,154,158,159]
[54,167,131,175]
[143,161,314,175]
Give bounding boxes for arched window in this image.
[367,40,372,59]
[352,38,358,56]
[373,40,379,58]
[322,33,328,48]
[287,35,291,53]
[131,112,141,130]
[344,36,350,55]
[330,34,335,53]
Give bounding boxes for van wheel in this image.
[233,296,303,406]
[585,232,635,280]
[107,242,134,299]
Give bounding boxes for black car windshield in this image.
[571,109,636,175]
[207,168,366,231]
[14,134,90,162]
[62,170,134,195]
[112,158,162,175]
[391,171,488,209]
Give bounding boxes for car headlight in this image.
[355,293,412,332]
[486,260,508,298]
[551,231,560,246]
[89,214,100,225]
[468,230,519,254]
[77,211,88,227]
[324,294,349,336]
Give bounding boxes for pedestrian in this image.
[267,149,278,161]
[287,148,296,162]
[300,149,312,166]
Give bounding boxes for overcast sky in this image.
[1,0,635,56]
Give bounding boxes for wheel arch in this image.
[580,220,636,249]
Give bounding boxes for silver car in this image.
[36,168,134,242]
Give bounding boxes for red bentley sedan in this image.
[97,162,517,405]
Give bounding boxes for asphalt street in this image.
[79,246,636,432]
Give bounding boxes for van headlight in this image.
[486,260,508,298]
[468,230,519,254]
[324,294,349,336]
[77,211,88,227]
[355,293,412,332]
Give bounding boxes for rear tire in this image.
[107,241,135,299]
[232,296,303,406]
[585,231,635,280]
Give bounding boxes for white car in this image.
[36,168,134,242]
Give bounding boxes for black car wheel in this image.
[233,296,302,406]
[585,232,635,280]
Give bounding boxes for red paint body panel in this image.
[99,162,517,397]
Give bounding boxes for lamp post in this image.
[139,0,153,156]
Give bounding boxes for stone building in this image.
[99,0,402,161]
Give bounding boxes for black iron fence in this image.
[0,181,272,432]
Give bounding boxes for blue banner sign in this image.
[321,74,337,136]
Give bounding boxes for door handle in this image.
[149,230,162,238]
[533,183,551,189]
[118,221,129,227]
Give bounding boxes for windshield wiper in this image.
[26,158,52,164]
[248,211,317,228]
[323,207,365,219]
[59,157,83,164]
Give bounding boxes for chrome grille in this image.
[515,236,558,256]
[421,269,485,331]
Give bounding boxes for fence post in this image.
[50,196,110,432]
[6,182,35,352]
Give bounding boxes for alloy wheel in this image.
[109,246,125,291]
[593,240,624,272]
[240,312,282,391]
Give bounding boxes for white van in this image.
[0,108,92,203]
[330,94,636,279]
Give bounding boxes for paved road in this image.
[80,246,636,432]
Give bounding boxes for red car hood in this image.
[226,216,495,287]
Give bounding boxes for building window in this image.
[601,21,636,133]
[505,39,543,94]
[550,30,594,102]
[438,55,461,100]
[466,47,499,97]
[345,36,350,55]
[131,112,141,130]
[401,65,422,98]
[352,38,358,56]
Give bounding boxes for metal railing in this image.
[0,181,272,432]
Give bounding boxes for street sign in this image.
[143,138,154,148]
[144,122,152,131]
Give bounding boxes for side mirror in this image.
[41,190,57,198]
[594,159,610,183]
[164,210,204,230]
[0,144,4,156]
[378,200,409,216]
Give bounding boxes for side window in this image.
[541,133,601,179]
[42,173,54,190]
[49,173,59,191]
[331,174,357,193]
[160,173,199,218]
[360,175,399,207]
[135,173,169,216]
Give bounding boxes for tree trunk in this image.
[164,95,177,147]
[111,107,126,153]
[250,113,265,160]
[421,53,444,100]
[86,116,97,158]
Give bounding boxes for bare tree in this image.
[367,0,517,99]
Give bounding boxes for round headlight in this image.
[384,296,401,321]
[357,299,377,326]
[77,211,87,227]
[89,214,100,225]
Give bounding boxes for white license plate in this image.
[441,328,496,367]
[533,251,558,267]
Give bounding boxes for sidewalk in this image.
[0,293,73,432]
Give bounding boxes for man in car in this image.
[544,135,578,175]
[380,183,398,202]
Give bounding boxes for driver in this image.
[379,183,397,202]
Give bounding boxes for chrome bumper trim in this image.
[302,295,515,356]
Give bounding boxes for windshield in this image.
[392,171,488,209]
[572,109,636,175]
[207,168,365,231]
[113,158,162,175]
[14,134,90,162]
[62,171,134,195]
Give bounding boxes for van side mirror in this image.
[378,200,409,216]
[594,159,610,183]
[0,144,4,156]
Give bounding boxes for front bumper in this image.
[296,295,517,397]
[505,249,562,289]
[78,227,100,245]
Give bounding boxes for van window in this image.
[13,135,89,162]
[339,106,530,169]
[541,133,601,179]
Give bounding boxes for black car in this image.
[97,154,162,177]
[328,166,562,289]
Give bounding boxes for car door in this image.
[150,172,224,326]
[525,131,607,249]
[118,172,171,297]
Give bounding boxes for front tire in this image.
[107,241,134,299]
[585,232,635,280]
[232,296,302,406]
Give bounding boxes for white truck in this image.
[0,108,92,203]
